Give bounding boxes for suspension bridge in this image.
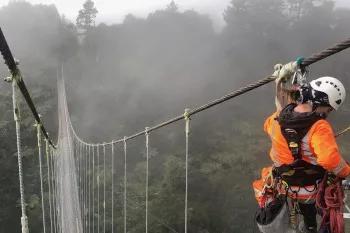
[1,26,350,233]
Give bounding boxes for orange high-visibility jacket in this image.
[264,112,350,178]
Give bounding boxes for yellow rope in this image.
[336,125,350,137]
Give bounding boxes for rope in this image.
[45,140,54,233]
[316,175,345,233]
[92,145,95,233]
[36,123,46,233]
[111,142,115,233]
[11,77,29,233]
[89,145,92,233]
[83,144,86,233]
[184,109,190,233]
[85,144,88,233]
[336,125,350,137]
[145,128,150,233]
[80,143,83,232]
[123,137,127,233]
[103,143,106,233]
[97,144,100,233]
[50,148,57,233]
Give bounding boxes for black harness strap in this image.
[274,104,326,186]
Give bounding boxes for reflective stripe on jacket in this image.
[264,112,350,178]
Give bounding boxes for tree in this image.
[166,0,178,12]
[76,0,98,31]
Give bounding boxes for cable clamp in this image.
[4,76,12,82]
[184,108,191,121]
[184,108,191,134]
[35,121,42,146]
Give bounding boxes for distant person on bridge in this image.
[254,62,350,233]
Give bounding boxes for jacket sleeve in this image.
[264,112,278,134]
[310,120,350,178]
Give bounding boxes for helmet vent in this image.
[336,99,342,105]
[315,81,322,87]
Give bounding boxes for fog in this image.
[0,0,350,232]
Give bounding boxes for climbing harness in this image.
[274,103,326,187]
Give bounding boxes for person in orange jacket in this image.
[259,71,349,232]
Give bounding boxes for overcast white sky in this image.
[0,0,349,28]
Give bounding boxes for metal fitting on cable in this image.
[184,108,191,134]
[145,127,149,144]
[4,76,12,82]
[35,122,42,147]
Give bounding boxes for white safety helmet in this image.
[309,77,346,111]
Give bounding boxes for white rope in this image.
[92,145,95,233]
[85,144,88,233]
[123,137,127,233]
[76,140,81,225]
[11,78,29,233]
[184,108,190,233]
[111,142,115,233]
[145,127,150,233]
[88,145,92,233]
[97,144,100,233]
[78,143,84,227]
[50,148,57,233]
[36,123,47,233]
[45,140,54,233]
[103,143,106,233]
[82,143,86,233]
